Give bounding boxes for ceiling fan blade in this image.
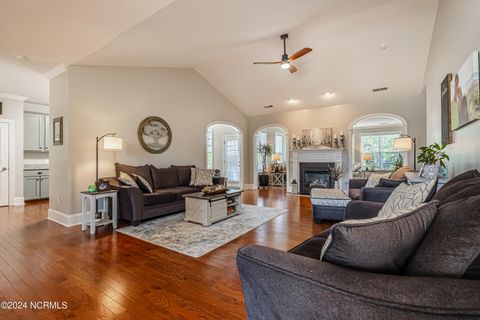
[288,65,298,74]
[253,61,281,65]
[288,48,313,62]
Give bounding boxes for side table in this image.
[81,190,118,235]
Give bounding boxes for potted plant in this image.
[257,143,272,187]
[329,163,347,189]
[417,143,449,179]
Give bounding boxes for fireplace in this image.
[299,162,334,195]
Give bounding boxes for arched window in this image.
[351,115,407,171]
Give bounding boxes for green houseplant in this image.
[257,143,272,187]
[417,143,449,179]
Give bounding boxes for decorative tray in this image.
[201,188,228,195]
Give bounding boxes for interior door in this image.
[0,123,9,206]
[224,136,240,183]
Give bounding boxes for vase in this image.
[258,174,269,187]
[421,165,440,179]
[334,181,340,189]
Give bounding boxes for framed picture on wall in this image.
[441,73,452,144]
[450,51,480,130]
[53,116,63,146]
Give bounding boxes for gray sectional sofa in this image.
[237,169,480,319]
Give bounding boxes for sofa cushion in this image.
[170,165,196,186]
[377,178,405,188]
[443,169,480,186]
[115,163,153,187]
[432,176,480,205]
[405,195,480,279]
[390,166,413,180]
[378,179,436,216]
[159,186,200,200]
[321,202,438,274]
[143,190,177,206]
[150,166,180,189]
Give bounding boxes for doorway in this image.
[0,122,10,206]
[205,123,243,188]
[253,126,288,189]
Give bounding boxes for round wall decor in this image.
[137,116,172,154]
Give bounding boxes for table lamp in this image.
[272,153,281,163]
[96,133,123,182]
[393,135,416,170]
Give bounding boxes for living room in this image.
[0,0,479,319]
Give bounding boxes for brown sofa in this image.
[104,163,207,226]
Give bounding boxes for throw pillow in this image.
[365,172,391,188]
[320,202,438,274]
[193,168,214,186]
[190,167,198,186]
[378,179,436,216]
[118,172,139,188]
[390,166,413,180]
[377,178,405,188]
[405,195,480,279]
[132,174,153,193]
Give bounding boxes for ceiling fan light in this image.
[280,62,290,69]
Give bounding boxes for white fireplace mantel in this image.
[288,148,349,194]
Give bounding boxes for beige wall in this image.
[50,66,247,214]
[0,97,24,198]
[425,0,480,176]
[49,72,72,213]
[247,94,426,183]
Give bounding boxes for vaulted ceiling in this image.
[0,0,439,115]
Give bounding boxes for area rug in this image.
[116,204,287,258]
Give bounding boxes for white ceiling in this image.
[0,0,439,113]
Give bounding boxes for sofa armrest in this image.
[360,187,395,203]
[349,178,368,189]
[345,200,383,220]
[112,185,144,225]
[237,245,480,320]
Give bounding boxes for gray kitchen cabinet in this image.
[40,176,49,199]
[23,170,49,200]
[24,176,39,201]
[24,112,49,152]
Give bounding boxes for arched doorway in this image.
[205,122,244,188]
[253,125,289,189]
[348,114,408,176]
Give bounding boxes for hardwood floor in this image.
[0,189,330,319]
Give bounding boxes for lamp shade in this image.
[103,136,123,151]
[393,137,413,151]
[362,153,373,161]
[272,153,281,162]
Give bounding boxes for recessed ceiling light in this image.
[287,98,299,104]
[379,43,389,50]
[323,92,335,98]
[264,105,274,109]
[13,53,26,60]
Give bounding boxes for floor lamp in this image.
[393,135,416,171]
[96,133,123,182]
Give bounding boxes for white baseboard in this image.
[243,184,256,190]
[47,209,82,227]
[13,197,25,206]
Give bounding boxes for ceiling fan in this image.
[253,34,312,74]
